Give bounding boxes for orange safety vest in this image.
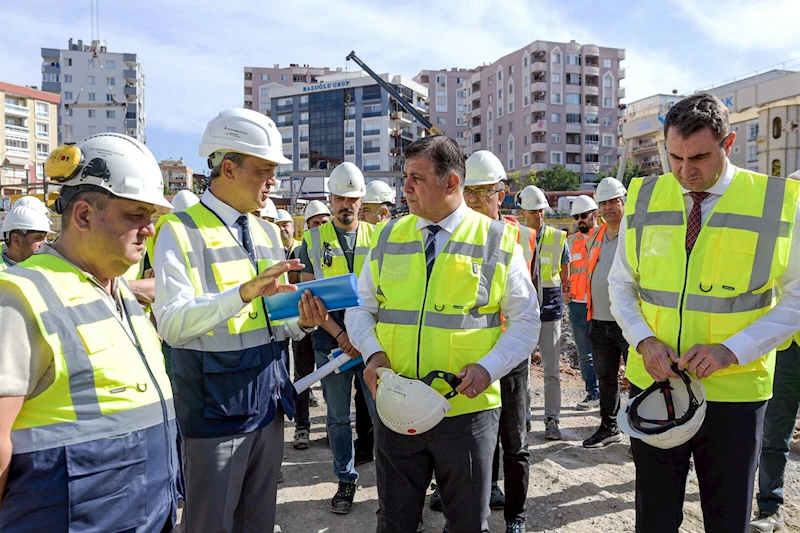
[567,226,598,301]
[585,223,609,321]
[504,215,536,275]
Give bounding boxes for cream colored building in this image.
[159,158,194,193]
[1,81,60,198]
[619,94,683,176]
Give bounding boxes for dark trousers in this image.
[630,384,767,533]
[757,341,800,514]
[589,320,629,426]
[292,335,316,431]
[376,408,499,533]
[490,360,530,522]
[354,379,374,455]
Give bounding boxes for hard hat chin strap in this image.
[629,366,702,435]
[418,370,463,400]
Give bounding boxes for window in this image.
[585,134,599,145]
[566,73,581,85]
[107,77,115,85]
[602,116,612,126]
[43,73,58,83]
[88,109,96,118]
[748,123,759,140]
[603,97,612,108]
[509,138,514,151]
[523,95,529,107]
[488,94,493,103]
[106,94,114,102]
[524,135,529,145]
[436,75,446,85]
[508,157,514,170]
[488,128,492,140]
[436,117,447,125]
[524,55,529,67]
[67,58,72,66]
[508,83,513,95]
[498,70,502,81]
[280,74,288,81]
[524,75,529,87]
[64,91,73,100]
[585,153,599,163]
[551,151,563,164]
[104,60,115,69]
[260,86,270,98]
[457,104,465,112]
[106,127,116,132]
[586,113,598,124]
[509,65,514,75]
[551,92,561,104]
[63,74,73,83]
[457,90,466,99]
[499,144,503,153]
[508,102,514,113]
[498,106,503,118]
[5,137,29,151]
[552,73,561,84]
[773,117,782,139]
[299,95,308,104]
[66,108,73,117]
[35,123,49,138]
[488,75,493,86]
[36,142,49,158]
[603,59,612,68]
[498,125,503,135]
[106,110,116,119]
[488,109,493,122]
[604,155,614,165]
[772,159,782,176]
[35,102,49,118]
[36,163,44,179]
[88,59,95,67]
[551,113,561,123]
[552,133,561,143]
[87,76,96,85]
[88,125,96,134]
[524,115,531,126]
[88,93,96,101]
[457,117,465,125]
[552,52,561,64]
[747,144,758,161]
[602,134,614,147]
[498,89,503,99]
[566,93,581,105]
[261,73,270,81]
[523,153,530,166]
[604,77,613,88]
[566,53,581,66]
[566,113,582,124]
[509,121,514,132]
[457,77,463,84]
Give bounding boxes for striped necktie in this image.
[425,225,441,279]
[236,214,256,263]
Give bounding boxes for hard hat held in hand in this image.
[595,177,626,203]
[363,180,396,205]
[200,108,291,167]
[375,368,462,435]
[274,209,293,224]
[171,190,200,213]
[465,150,507,187]
[304,200,331,222]
[618,368,707,449]
[570,195,599,216]
[518,185,548,211]
[2,204,52,234]
[329,162,366,198]
[45,133,172,213]
[259,198,278,219]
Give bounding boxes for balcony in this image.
[276,119,293,127]
[363,109,383,118]
[584,85,599,96]
[531,121,546,133]
[531,81,547,94]
[389,147,402,156]
[364,146,381,154]
[584,104,599,115]
[532,61,547,73]
[345,148,355,155]
[124,86,137,96]
[585,162,601,173]
[390,129,402,138]
[5,125,30,136]
[299,135,309,142]
[126,119,137,129]
[532,41,547,54]
[123,69,137,80]
[566,123,582,133]
[299,118,309,125]
[530,162,547,171]
[584,142,599,153]
[36,149,49,159]
[41,81,60,93]
[299,101,309,110]
[634,141,658,153]
[619,68,626,79]
[300,152,309,160]
[471,99,481,110]
[566,163,582,172]
[530,142,547,152]
[363,129,381,137]
[471,89,481,102]
[4,102,30,117]
[584,44,600,56]
[531,100,547,113]
[641,159,661,169]
[345,131,355,138]
[583,65,600,77]
[584,122,600,133]
[244,79,252,88]
[390,111,413,123]
[618,87,626,99]
[275,104,293,113]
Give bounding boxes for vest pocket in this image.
[201,350,262,419]
[64,431,148,532]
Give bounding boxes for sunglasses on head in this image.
[573,212,593,221]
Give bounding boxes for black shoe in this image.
[583,423,623,448]
[354,449,374,467]
[442,521,449,533]
[429,483,443,511]
[331,481,357,514]
[506,519,526,533]
[490,482,505,509]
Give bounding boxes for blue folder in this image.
[263,273,362,321]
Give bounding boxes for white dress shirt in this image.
[345,201,541,382]
[609,160,800,365]
[153,190,303,347]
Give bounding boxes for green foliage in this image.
[599,159,645,188]
[193,173,211,195]
[535,164,582,191]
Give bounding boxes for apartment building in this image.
[462,39,626,181]
[41,38,146,144]
[619,93,684,176]
[159,158,194,194]
[244,64,337,115]
[1,82,60,198]
[413,68,475,146]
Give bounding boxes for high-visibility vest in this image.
[369,208,518,417]
[778,333,800,351]
[0,253,13,271]
[156,202,288,351]
[0,253,174,454]
[568,226,598,301]
[504,215,536,273]
[303,220,375,279]
[285,239,301,259]
[624,169,800,402]
[585,224,609,321]
[536,225,567,288]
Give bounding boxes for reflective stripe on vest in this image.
[624,169,800,401]
[537,225,566,288]
[157,203,287,352]
[1,256,174,454]
[303,221,375,279]
[568,227,596,300]
[370,209,517,417]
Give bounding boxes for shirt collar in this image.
[2,251,17,267]
[201,189,248,227]
[415,201,469,234]
[679,158,734,196]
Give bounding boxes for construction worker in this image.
[360,179,396,225]
[171,189,200,212]
[260,197,278,222]
[459,149,535,531]
[297,161,376,514]
[348,135,540,533]
[1,203,51,269]
[566,195,601,411]
[152,108,327,532]
[581,177,629,449]
[0,134,178,531]
[609,93,800,532]
[304,199,332,229]
[275,208,301,259]
[519,185,570,440]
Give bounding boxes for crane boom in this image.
[345,51,441,136]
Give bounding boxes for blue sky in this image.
[3,0,799,173]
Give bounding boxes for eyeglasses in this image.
[464,188,501,199]
[572,212,594,221]
[322,242,333,268]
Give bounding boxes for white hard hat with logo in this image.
[363,180,396,205]
[595,177,627,203]
[518,185,548,211]
[570,195,599,216]
[12,196,49,214]
[304,200,331,223]
[275,209,293,224]
[199,108,291,167]
[618,368,707,449]
[328,162,366,198]
[259,198,278,220]
[3,204,52,234]
[45,133,172,213]
[465,150,507,187]
[171,190,200,213]
[375,368,463,435]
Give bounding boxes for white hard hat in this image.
[274,209,293,224]
[304,200,331,222]
[259,198,278,219]
[328,162,366,198]
[518,185,548,211]
[465,150,507,187]
[3,204,52,234]
[618,370,707,450]
[171,190,200,213]
[199,108,291,167]
[570,195,599,216]
[12,196,49,214]
[788,170,800,181]
[46,133,172,213]
[363,180,395,205]
[375,368,462,435]
[595,177,627,203]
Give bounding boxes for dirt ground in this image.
[271,367,800,533]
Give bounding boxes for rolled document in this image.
[263,273,361,321]
[293,349,364,394]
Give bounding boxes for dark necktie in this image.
[425,225,440,279]
[685,191,710,254]
[236,214,256,262]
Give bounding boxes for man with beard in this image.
[298,162,376,514]
[275,209,301,259]
[565,196,601,411]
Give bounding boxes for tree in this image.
[535,164,581,191]
[506,170,537,191]
[194,173,211,195]
[599,159,645,188]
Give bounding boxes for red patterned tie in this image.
[685,191,710,253]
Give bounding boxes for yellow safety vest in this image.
[370,208,519,417]
[624,169,800,401]
[285,239,301,259]
[156,202,288,352]
[303,220,375,279]
[0,254,174,454]
[537,225,567,288]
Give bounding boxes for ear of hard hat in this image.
[465,150,507,187]
[329,162,366,198]
[570,195,599,216]
[171,190,200,213]
[363,180,396,205]
[304,200,331,222]
[519,185,548,210]
[595,177,627,203]
[3,204,52,234]
[200,108,291,166]
[275,209,293,223]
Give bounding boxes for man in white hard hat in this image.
[259,197,278,222]
[463,149,537,531]
[275,209,300,259]
[0,204,51,269]
[171,189,200,212]
[360,180,396,225]
[0,134,179,531]
[152,108,328,532]
[304,199,332,229]
[297,161,376,514]
[580,177,630,449]
[348,136,540,533]
[609,93,800,532]
[519,185,570,440]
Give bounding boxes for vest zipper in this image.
[675,251,691,356]
[416,269,432,379]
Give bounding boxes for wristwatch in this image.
[298,322,316,334]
